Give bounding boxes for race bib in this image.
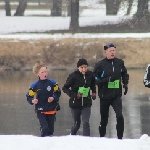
[78,87,90,97]
[108,80,119,88]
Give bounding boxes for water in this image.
[0,69,150,139]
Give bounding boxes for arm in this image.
[62,73,75,98]
[121,62,129,85]
[93,62,113,85]
[26,82,38,105]
[121,61,129,95]
[50,79,61,102]
[90,73,96,93]
[90,73,96,100]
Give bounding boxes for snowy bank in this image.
[0,134,150,150]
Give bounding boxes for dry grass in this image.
[0,38,149,70]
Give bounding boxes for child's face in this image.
[78,65,88,74]
[37,67,48,80]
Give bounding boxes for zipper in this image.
[112,60,114,73]
[82,74,86,106]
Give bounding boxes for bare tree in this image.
[14,0,27,16]
[126,0,134,15]
[51,0,62,16]
[5,0,11,16]
[69,0,79,31]
[136,0,148,18]
[126,0,150,29]
[67,0,71,16]
[105,0,121,15]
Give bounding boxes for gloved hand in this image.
[77,93,82,99]
[91,93,96,100]
[123,85,128,95]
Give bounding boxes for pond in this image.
[0,68,150,139]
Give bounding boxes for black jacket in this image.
[93,58,129,99]
[62,70,96,108]
[26,78,61,112]
[143,64,150,88]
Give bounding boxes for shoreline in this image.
[0,65,147,72]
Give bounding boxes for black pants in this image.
[99,96,124,139]
[37,112,56,137]
[71,107,91,136]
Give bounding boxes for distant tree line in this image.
[4,0,150,31]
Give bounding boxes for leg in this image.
[46,114,56,135]
[111,96,124,139]
[37,112,50,137]
[81,107,91,136]
[99,99,110,137]
[70,108,81,135]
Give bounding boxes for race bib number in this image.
[108,80,119,88]
[78,87,90,97]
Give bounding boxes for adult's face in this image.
[104,47,116,59]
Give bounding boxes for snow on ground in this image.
[0,0,138,34]
[0,134,150,150]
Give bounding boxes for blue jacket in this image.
[26,78,61,112]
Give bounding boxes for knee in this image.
[74,122,80,129]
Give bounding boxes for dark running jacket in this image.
[93,58,129,99]
[26,78,61,112]
[62,70,96,108]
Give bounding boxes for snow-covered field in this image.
[0,0,138,35]
[0,134,150,150]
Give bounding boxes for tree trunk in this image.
[67,0,71,16]
[136,0,148,18]
[126,0,134,15]
[51,0,62,16]
[14,0,27,16]
[69,0,79,32]
[105,0,121,15]
[5,0,11,16]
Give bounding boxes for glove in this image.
[77,93,82,99]
[123,85,128,95]
[91,93,96,100]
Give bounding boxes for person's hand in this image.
[32,99,38,104]
[48,97,54,103]
[123,85,128,95]
[109,76,117,82]
[91,93,96,100]
[77,93,82,99]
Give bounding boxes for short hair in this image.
[32,61,47,75]
[104,42,116,50]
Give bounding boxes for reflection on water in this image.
[0,69,150,139]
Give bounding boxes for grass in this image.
[0,38,149,71]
